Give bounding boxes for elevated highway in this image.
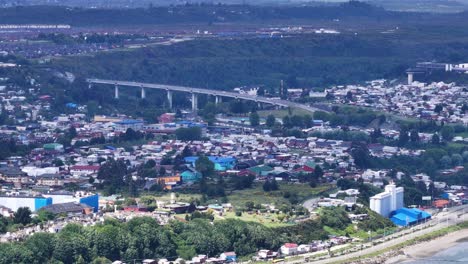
[86,78,325,113]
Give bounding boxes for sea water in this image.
[406,241,468,263]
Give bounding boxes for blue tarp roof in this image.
[184,156,236,164]
[66,103,77,108]
[390,207,431,226]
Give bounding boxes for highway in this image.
[287,204,468,264]
[86,78,326,114]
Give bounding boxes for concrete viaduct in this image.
[86,79,324,114]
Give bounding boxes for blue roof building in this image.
[390,207,431,226]
[114,119,144,132]
[184,156,236,171]
[181,170,202,182]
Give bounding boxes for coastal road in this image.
[287,204,468,264]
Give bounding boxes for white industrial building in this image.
[370,183,404,217]
[0,195,52,212]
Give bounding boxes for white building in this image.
[370,183,404,217]
[0,195,52,212]
[280,243,298,256]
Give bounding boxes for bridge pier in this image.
[191,93,198,112]
[215,95,221,105]
[114,85,119,99]
[407,73,414,85]
[167,90,173,109]
[141,86,146,99]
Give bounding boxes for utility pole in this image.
[280,79,285,99]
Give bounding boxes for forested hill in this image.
[0,1,456,26]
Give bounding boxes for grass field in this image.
[140,191,202,203]
[220,211,292,228]
[257,108,312,119]
[140,182,334,207]
[221,183,335,209]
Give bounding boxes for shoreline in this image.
[384,228,468,263]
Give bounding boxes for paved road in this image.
[302,197,320,213]
[288,204,468,264]
[87,79,327,114]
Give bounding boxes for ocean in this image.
[406,241,468,263]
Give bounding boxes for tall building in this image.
[370,183,404,217]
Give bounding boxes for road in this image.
[302,197,320,213]
[287,204,468,264]
[86,79,327,114]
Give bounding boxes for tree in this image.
[270,178,279,191]
[249,112,260,127]
[182,146,193,158]
[463,151,468,162]
[370,128,382,143]
[440,155,452,169]
[0,243,34,263]
[434,104,443,113]
[25,233,56,264]
[451,154,463,166]
[245,201,255,211]
[266,114,276,128]
[37,210,55,222]
[122,128,142,141]
[14,207,32,225]
[53,233,90,264]
[257,86,265,96]
[350,141,372,169]
[97,158,128,195]
[398,128,409,146]
[262,180,271,192]
[303,114,312,128]
[68,126,77,139]
[416,181,427,194]
[159,166,166,176]
[282,115,291,128]
[92,257,112,264]
[229,100,247,114]
[52,158,64,167]
[440,126,454,142]
[232,175,255,190]
[175,109,183,118]
[313,165,324,179]
[175,127,202,141]
[290,115,304,128]
[195,156,215,177]
[410,129,420,143]
[319,207,351,229]
[431,133,440,145]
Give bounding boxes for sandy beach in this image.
[385,228,468,263]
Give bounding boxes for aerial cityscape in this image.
[0,0,466,264]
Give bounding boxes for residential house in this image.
[280,243,298,256]
[220,252,237,262]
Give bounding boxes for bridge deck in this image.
[87,78,324,113]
